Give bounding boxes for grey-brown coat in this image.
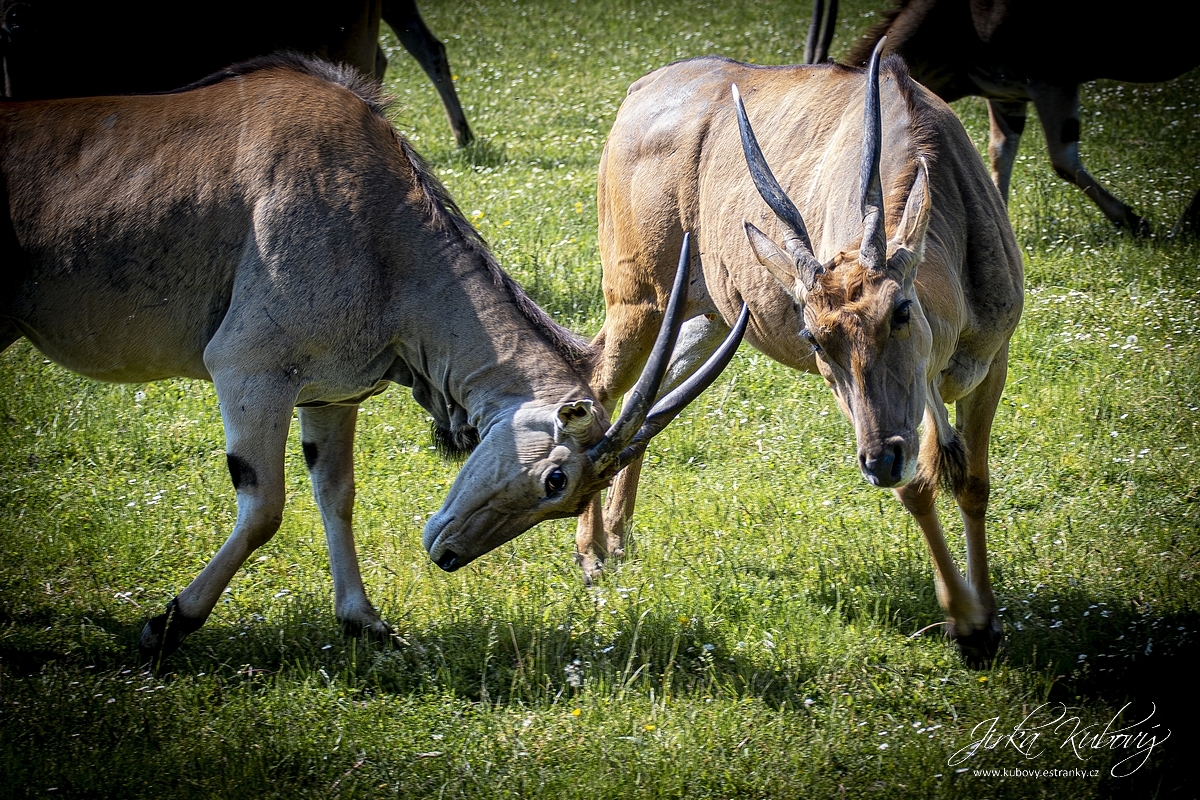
[0,55,741,665]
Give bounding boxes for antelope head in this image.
[424,234,749,570]
[733,39,934,488]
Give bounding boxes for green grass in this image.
[2,1,1199,797]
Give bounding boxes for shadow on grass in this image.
[7,567,1192,709]
[3,586,1197,797]
[2,596,819,705]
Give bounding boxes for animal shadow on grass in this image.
[0,606,148,677]
[1000,593,1200,800]
[0,591,825,714]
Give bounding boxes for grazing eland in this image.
[0,0,473,147]
[576,42,1023,663]
[843,0,1200,236]
[0,54,744,666]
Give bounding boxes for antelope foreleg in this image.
[140,379,294,667]
[575,497,608,586]
[577,314,730,582]
[950,345,1010,662]
[299,405,390,639]
[601,453,644,560]
[899,399,996,666]
[918,382,966,494]
[896,477,993,658]
[603,313,729,547]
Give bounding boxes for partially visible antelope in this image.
[844,0,1200,237]
[577,42,1024,663]
[0,0,474,147]
[0,54,744,666]
[804,0,838,65]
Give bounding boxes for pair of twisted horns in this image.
[588,233,750,476]
[732,37,890,287]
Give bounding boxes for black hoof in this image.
[576,556,605,588]
[953,615,1003,669]
[1171,189,1200,239]
[339,617,397,647]
[139,599,205,670]
[1124,213,1152,239]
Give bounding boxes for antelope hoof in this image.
[339,615,396,645]
[576,551,605,587]
[952,614,1003,669]
[1124,212,1152,239]
[138,599,205,669]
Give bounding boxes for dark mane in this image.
[172,51,391,117]
[430,421,481,462]
[393,133,598,377]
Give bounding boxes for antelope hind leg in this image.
[385,0,473,147]
[1030,82,1150,236]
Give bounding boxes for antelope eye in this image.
[545,468,567,496]
[893,301,912,328]
[801,328,822,354]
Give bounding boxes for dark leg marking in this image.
[302,441,319,471]
[226,453,258,490]
[938,432,968,495]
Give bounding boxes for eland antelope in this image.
[576,43,1024,663]
[844,0,1200,237]
[0,54,744,666]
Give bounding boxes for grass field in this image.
[2,1,1198,797]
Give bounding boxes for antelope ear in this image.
[885,157,931,288]
[554,399,595,442]
[744,220,803,296]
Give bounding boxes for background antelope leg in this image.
[1028,82,1150,235]
[985,99,1027,204]
[385,0,474,147]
